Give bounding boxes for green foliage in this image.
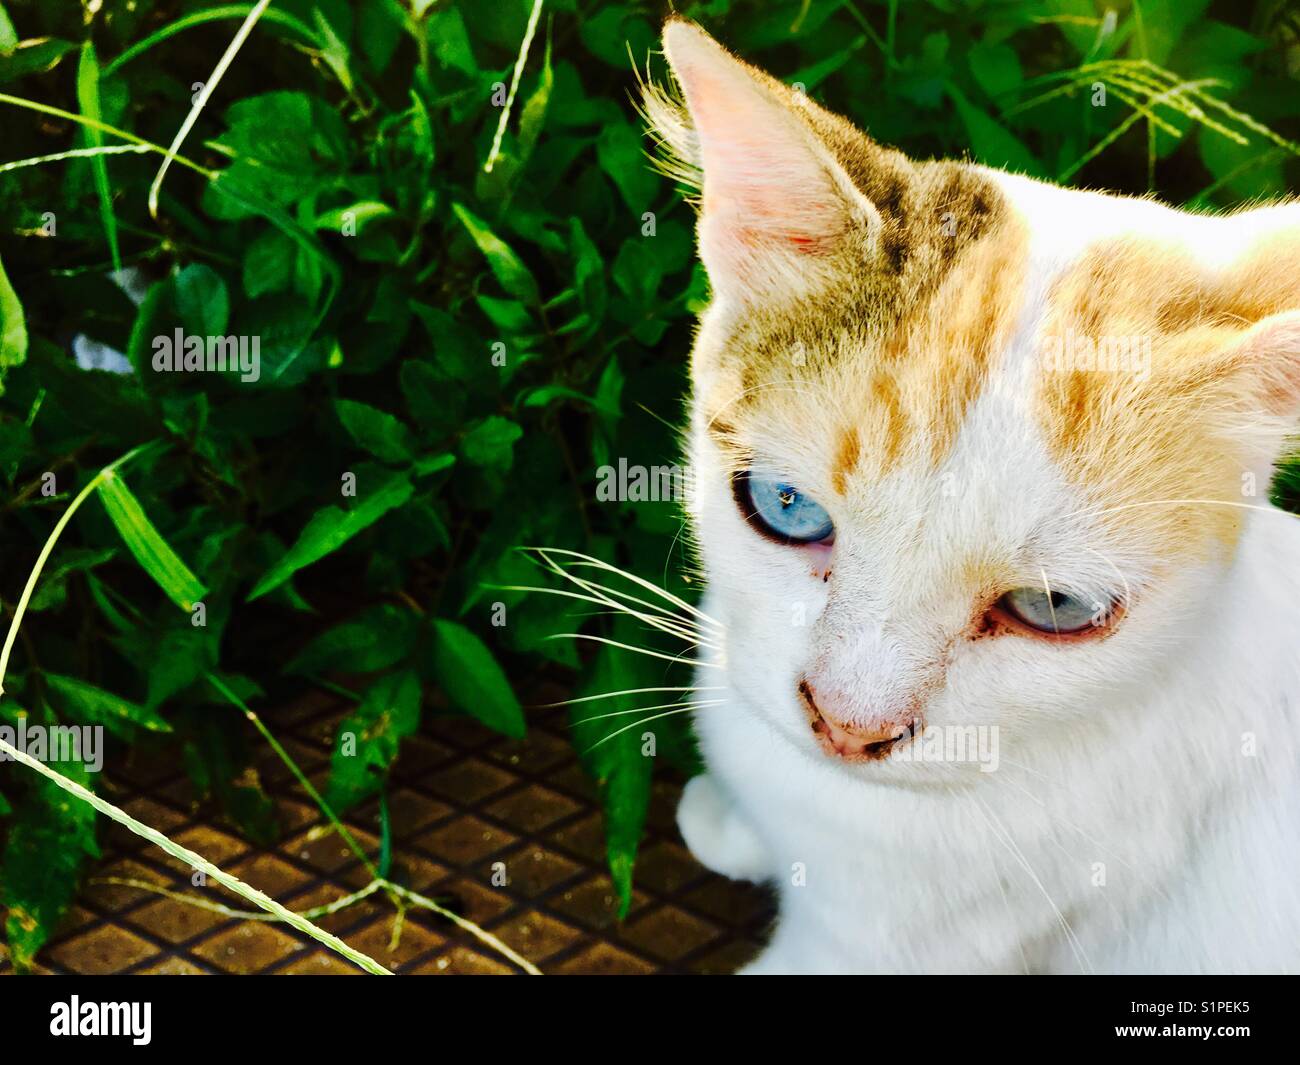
[0,253,25,395]
[431,618,526,738]
[0,0,1297,966]
[1,757,99,973]
[97,467,207,611]
[325,668,422,812]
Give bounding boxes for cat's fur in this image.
[648,19,1300,973]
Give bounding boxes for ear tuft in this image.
[640,61,701,192]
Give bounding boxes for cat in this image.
[644,19,1300,974]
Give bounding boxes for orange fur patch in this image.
[701,161,1028,490]
[1037,228,1300,558]
[831,427,861,495]
[876,216,1029,468]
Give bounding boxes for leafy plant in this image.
[0,0,1297,971]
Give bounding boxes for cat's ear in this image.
[1236,311,1300,417]
[649,19,880,304]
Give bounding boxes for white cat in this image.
[648,19,1300,973]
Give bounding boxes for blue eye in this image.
[999,587,1098,634]
[736,472,834,544]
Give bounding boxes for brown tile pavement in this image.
[2,692,773,975]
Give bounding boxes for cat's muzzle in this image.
[797,678,921,763]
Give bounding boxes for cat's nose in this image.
[798,678,918,761]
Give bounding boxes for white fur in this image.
[679,176,1300,974]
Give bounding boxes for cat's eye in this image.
[996,586,1099,635]
[734,472,834,544]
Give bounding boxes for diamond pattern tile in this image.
[45,921,160,974]
[10,693,775,975]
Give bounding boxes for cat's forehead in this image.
[698,177,1300,564]
[697,160,1031,482]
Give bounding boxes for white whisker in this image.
[573,698,724,726]
[527,552,707,631]
[583,706,705,753]
[1067,497,1300,522]
[545,633,722,669]
[531,547,724,629]
[491,582,712,648]
[971,793,1093,975]
[526,551,716,648]
[1081,545,1133,611]
[532,685,725,709]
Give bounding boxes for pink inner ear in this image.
[666,29,856,274]
[693,102,848,250]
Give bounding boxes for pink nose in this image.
[797,679,919,761]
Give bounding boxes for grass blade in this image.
[76,42,121,272]
[97,468,207,613]
[102,4,322,78]
[148,0,273,220]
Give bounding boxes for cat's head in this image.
[648,20,1300,774]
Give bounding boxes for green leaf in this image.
[968,42,1022,99]
[173,263,229,338]
[28,547,116,612]
[0,252,27,397]
[597,121,658,213]
[2,764,99,972]
[204,91,349,221]
[76,42,121,273]
[325,669,422,812]
[221,91,349,172]
[460,415,522,471]
[517,31,553,168]
[790,36,867,91]
[612,238,664,307]
[357,0,405,73]
[243,229,297,298]
[247,469,414,600]
[286,604,418,675]
[236,295,321,386]
[451,202,540,305]
[85,572,137,636]
[0,5,17,54]
[334,398,416,463]
[475,294,534,334]
[1199,129,1284,202]
[569,218,607,326]
[1135,0,1211,66]
[431,619,525,738]
[0,38,76,84]
[579,8,655,68]
[426,5,477,74]
[311,7,354,97]
[411,452,456,477]
[313,201,395,233]
[569,620,657,917]
[45,672,172,735]
[400,359,463,437]
[0,415,31,473]
[97,470,208,613]
[142,626,216,710]
[947,84,1046,178]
